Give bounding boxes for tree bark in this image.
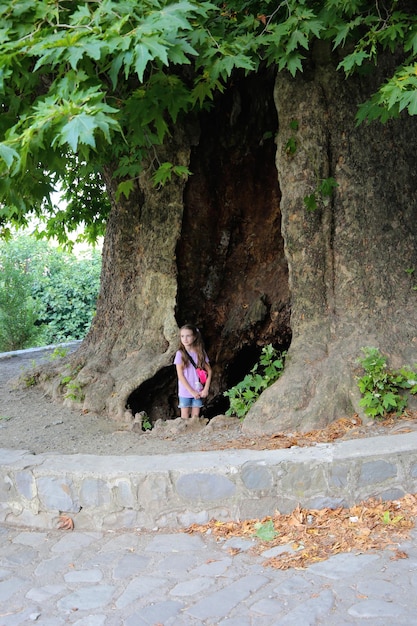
[243,43,417,434]
[40,126,192,420]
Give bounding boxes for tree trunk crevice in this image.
[175,69,291,417]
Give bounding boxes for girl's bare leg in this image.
[180,407,191,419]
[191,407,201,418]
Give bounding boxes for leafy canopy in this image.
[0,0,416,242]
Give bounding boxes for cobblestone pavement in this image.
[1,524,417,625]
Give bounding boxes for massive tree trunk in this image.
[39,48,417,433]
[40,69,291,424]
[243,44,417,434]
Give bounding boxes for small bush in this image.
[0,254,44,351]
[357,347,417,418]
[32,248,101,343]
[224,344,286,418]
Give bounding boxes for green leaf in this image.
[401,91,417,115]
[254,520,279,541]
[134,43,154,82]
[67,45,86,70]
[0,144,20,172]
[303,193,317,212]
[147,38,169,66]
[338,50,370,75]
[223,345,286,418]
[58,114,98,151]
[287,30,309,53]
[282,53,304,77]
[82,39,104,61]
[285,137,297,154]
[151,160,192,186]
[152,162,173,186]
[107,47,125,87]
[333,23,351,49]
[172,165,191,179]
[191,79,218,106]
[405,31,417,55]
[319,177,338,196]
[356,347,417,417]
[116,179,134,200]
[382,510,404,525]
[382,392,399,410]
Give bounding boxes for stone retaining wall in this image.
[1,431,417,531]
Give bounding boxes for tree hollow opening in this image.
[126,334,291,425]
[126,67,292,426]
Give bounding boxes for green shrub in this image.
[0,251,44,351]
[357,347,417,418]
[224,344,286,418]
[0,234,101,350]
[33,249,101,343]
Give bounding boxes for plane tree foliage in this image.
[0,0,416,242]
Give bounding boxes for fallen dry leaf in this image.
[186,493,417,570]
[203,412,417,452]
[57,515,74,531]
[390,549,408,560]
[203,416,363,451]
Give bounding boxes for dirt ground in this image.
[1,348,417,457]
[0,350,246,456]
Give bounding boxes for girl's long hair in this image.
[178,324,207,368]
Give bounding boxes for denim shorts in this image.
[178,396,203,409]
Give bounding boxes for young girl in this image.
[174,324,212,419]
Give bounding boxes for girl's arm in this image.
[200,362,212,398]
[176,363,200,398]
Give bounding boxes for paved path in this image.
[1,524,417,625]
[2,345,417,624]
